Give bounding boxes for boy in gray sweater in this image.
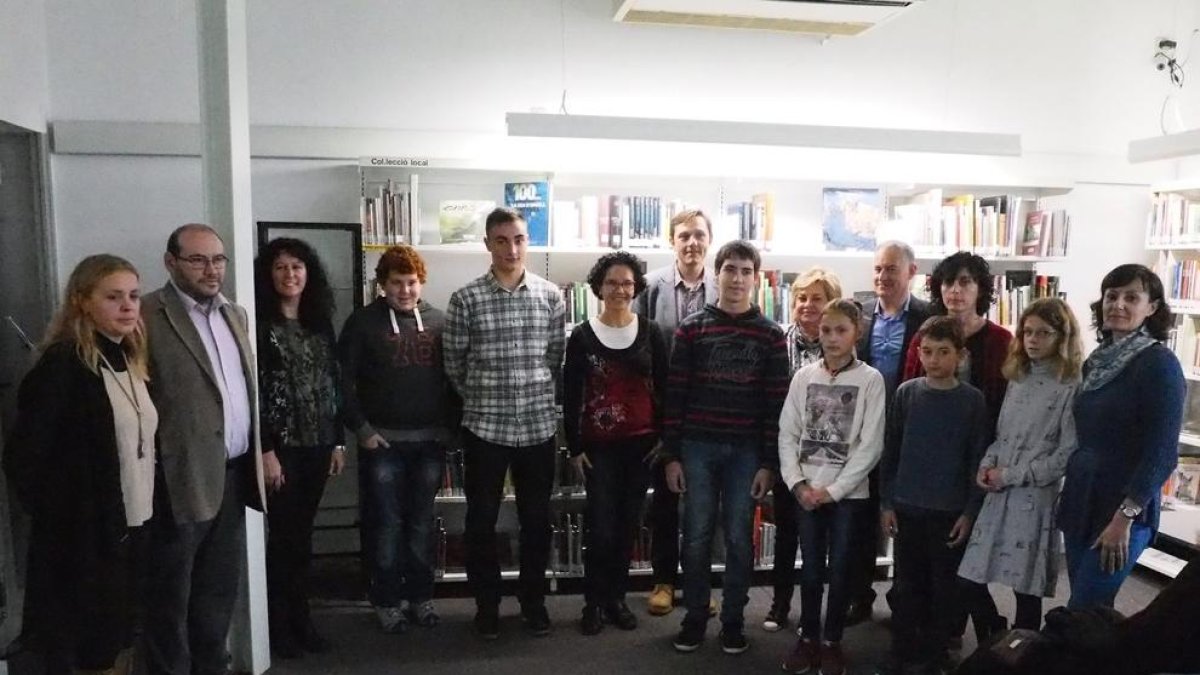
[878,317,987,675]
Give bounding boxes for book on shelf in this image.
[724,192,776,250]
[562,282,602,325]
[360,175,420,246]
[505,181,552,247]
[438,199,494,244]
[988,272,1063,327]
[755,270,796,324]
[1147,191,1200,246]
[550,512,585,576]
[888,192,1064,257]
[437,448,466,498]
[554,193,685,249]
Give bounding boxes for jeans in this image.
[1064,521,1153,610]
[463,430,556,610]
[796,498,870,643]
[768,478,799,612]
[266,445,333,637]
[649,461,681,585]
[582,435,654,606]
[359,441,444,607]
[679,439,759,630]
[891,507,966,664]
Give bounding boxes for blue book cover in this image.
[504,181,552,246]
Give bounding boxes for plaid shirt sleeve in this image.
[443,288,470,397]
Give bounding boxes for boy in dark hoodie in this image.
[662,240,790,656]
[339,245,460,633]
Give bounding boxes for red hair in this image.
[375,245,427,283]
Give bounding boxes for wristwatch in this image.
[1118,501,1143,519]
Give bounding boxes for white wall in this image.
[39,0,1200,306]
[1,0,49,131]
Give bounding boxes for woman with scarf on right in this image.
[1058,263,1184,610]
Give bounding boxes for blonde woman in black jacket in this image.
[5,254,157,675]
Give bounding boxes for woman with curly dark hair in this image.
[254,237,344,658]
[900,250,1012,645]
[902,251,1011,433]
[563,251,668,636]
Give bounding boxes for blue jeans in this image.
[679,440,759,630]
[795,497,869,643]
[359,441,445,607]
[1064,521,1153,610]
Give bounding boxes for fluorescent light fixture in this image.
[1128,128,1200,163]
[506,112,1022,157]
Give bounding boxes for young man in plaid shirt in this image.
[444,207,567,640]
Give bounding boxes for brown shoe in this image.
[647,584,674,616]
[781,637,820,673]
[819,642,846,675]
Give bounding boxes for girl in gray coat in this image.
[957,298,1083,630]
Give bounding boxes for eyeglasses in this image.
[602,280,636,290]
[174,253,229,270]
[1021,328,1058,340]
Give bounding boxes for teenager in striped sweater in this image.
[662,240,790,656]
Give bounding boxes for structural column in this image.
[194,1,268,673]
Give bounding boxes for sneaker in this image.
[648,584,674,616]
[522,605,552,637]
[580,604,604,635]
[763,605,790,632]
[603,601,638,630]
[782,637,820,673]
[720,627,749,655]
[406,600,440,628]
[474,607,500,640]
[819,642,846,675]
[374,606,407,634]
[673,622,705,652]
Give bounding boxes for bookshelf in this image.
[356,156,1072,586]
[1143,181,1200,577]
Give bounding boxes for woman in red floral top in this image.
[563,251,668,636]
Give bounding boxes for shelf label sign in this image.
[360,156,434,168]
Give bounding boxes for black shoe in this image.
[603,601,638,630]
[580,605,604,636]
[474,607,500,640]
[720,627,749,655]
[674,622,705,652]
[295,623,331,653]
[845,590,877,627]
[522,605,552,637]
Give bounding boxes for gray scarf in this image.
[1081,326,1158,392]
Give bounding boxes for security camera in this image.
[1155,52,1172,71]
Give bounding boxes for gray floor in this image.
[268,571,1166,674]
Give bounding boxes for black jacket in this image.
[3,340,137,666]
